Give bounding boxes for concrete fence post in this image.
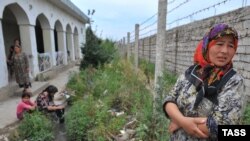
[154,0,167,89]
[127,32,131,60]
[118,39,122,56]
[123,37,126,58]
[149,36,151,62]
[135,24,139,69]
[142,38,145,59]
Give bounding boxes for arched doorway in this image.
[35,14,53,72]
[2,3,29,82]
[35,19,44,53]
[54,20,65,65]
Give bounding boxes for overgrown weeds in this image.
[65,58,178,141]
[9,111,54,141]
[139,59,155,83]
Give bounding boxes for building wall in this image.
[0,0,87,88]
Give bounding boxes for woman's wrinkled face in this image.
[208,35,236,67]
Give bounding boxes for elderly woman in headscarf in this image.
[163,23,247,140]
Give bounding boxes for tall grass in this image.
[139,59,155,83]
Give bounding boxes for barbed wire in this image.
[139,0,179,26]
[127,0,181,40]
[168,0,191,14]
[167,0,230,26]
[132,23,246,46]
[140,28,157,39]
[131,11,249,44]
[127,0,250,44]
[139,18,157,41]
[129,30,135,36]
[168,0,178,5]
[140,20,157,32]
[140,13,158,26]
[130,32,135,38]
[127,0,190,41]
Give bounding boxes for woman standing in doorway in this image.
[6,38,21,79]
[12,44,31,90]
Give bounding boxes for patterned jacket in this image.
[36,92,54,112]
[163,70,246,141]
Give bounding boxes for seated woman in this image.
[16,91,36,120]
[36,85,65,123]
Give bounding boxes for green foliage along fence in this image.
[80,27,117,69]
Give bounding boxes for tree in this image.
[80,27,116,69]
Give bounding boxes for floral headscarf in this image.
[193,23,238,84]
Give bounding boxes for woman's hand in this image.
[48,105,64,111]
[180,117,208,138]
[56,105,65,110]
[165,103,209,138]
[196,117,209,136]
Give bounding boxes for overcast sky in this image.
[71,0,250,41]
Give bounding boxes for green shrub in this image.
[133,90,154,140]
[80,27,116,69]
[65,98,97,141]
[153,71,177,141]
[161,71,178,95]
[139,59,155,81]
[67,71,87,96]
[99,39,117,63]
[9,111,54,141]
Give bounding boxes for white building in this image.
[0,0,89,88]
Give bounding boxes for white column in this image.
[70,33,75,61]
[0,20,8,88]
[79,26,86,59]
[66,33,75,61]
[57,31,68,65]
[43,29,56,66]
[19,24,39,78]
[74,34,79,60]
